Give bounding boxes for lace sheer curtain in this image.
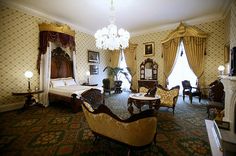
[39,42,52,106]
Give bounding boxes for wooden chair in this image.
[182,80,202,103]
[102,78,115,95]
[206,80,225,118]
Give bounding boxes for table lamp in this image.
[86,71,90,84]
[24,71,33,92]
[218,65,225,76]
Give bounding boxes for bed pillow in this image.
[51,80,65,88]
[61,77,73,80]
[64,79,77,86]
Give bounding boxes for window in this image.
[168,41,197,94]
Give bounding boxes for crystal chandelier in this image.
[94,0,130,50]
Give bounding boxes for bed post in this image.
[71,93,82,113]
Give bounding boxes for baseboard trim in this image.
[0,102,24,112]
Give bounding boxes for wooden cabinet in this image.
[138,80,158,92]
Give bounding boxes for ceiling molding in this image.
[1,0,231,37]
[222,0,233,18]
[0,0,94,35]
[131,13,225,37]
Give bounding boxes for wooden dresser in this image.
[138,80,158,92]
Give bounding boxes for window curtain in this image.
[109,50,120,68]
[183,36,206,87]
[162,38,180,86]
[123,43,137,91]
[72,51,79,84]
[39,42,52,106]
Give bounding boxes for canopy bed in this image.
[38,23,103,112]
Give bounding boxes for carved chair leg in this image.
[93,135,100,145]
[190,95,193,104]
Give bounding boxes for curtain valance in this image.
[37,23,76,73]
[161,22,207,44]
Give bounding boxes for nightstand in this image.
[12,90,44,110]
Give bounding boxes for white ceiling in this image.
[0,0,232,36]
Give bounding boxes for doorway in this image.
[167,41,197,95]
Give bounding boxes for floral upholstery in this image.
[82,101,157,147]
[156,85,180,114]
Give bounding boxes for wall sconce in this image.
[218,65,225,75]
[24,71,33,92]
[86,71,90,84]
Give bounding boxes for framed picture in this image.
[224,44,230,63]
[144,42,155,56]
[88,50,99,63]
[90,65,99,75]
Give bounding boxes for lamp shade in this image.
[86,71,90,76]
[24,71,33,78]
[218,65,225,71]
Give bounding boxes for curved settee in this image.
[81,89,158,152]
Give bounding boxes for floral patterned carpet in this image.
[0,91,211,156]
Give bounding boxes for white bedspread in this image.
[49,85,103,98]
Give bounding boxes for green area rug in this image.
[0,91,211,156]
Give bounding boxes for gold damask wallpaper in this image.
[0,4,109,109]
[231,0,236,48]
[130,20,225,88]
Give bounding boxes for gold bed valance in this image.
[161,22,207,43]
[39,23,75,37]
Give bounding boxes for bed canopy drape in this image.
[37,23,76,73]
[38,23,76,106]
[161,22,207,87]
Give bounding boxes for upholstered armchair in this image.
[81,89,158,154]
[156,85,180,114]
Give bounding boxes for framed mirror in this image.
[140,58,158,80]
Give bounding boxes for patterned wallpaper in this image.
[0,4,109,107]
[230,0,236,48]
[130,20,225,88]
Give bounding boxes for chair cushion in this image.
[139,87,149,93]
[157,88,179,107]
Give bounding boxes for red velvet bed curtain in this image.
[37,31,76,73]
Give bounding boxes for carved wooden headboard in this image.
[51,47,73,79]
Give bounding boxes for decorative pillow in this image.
[51,80,65,88]
[64,79,77,86]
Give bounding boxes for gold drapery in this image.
[162,38,180,86]
[161,22,207,87]
[161,22,207,44]
[39,23,75,37]
[124,43,138,90]
[183,36,206,87]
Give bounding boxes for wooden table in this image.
[12,90,44,110]
[127,93,160,115]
